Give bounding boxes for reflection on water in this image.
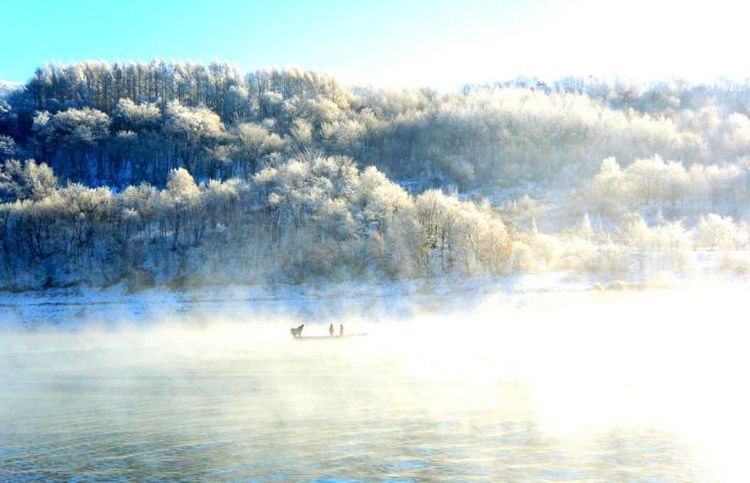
[2,284,746,480]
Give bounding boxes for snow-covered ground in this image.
[0,266,745,329]
[0,276,528,328]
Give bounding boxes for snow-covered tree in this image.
[0,159,57,202]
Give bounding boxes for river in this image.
[1,282,747,481]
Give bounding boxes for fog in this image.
[5,9,750,482]
[2,282,747,480]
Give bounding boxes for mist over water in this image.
[1,282,747,481]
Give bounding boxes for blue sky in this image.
[2,0,749,88]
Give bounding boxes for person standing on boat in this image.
[339,324,344,336]
[329,323,334,336]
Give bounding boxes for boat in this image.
[290,323,367,340]
[293,333,369,340]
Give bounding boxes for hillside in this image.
[1,61,749,289]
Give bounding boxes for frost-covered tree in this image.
[115,99,161,132]
[164,101,226,175]
[4,61,750,287]
[0,159,58,202]
[231,122,285,176]
[695,214,748,250]
[49,108,112,146]
[0,134,18,161]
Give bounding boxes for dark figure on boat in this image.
[291,324,304,338]
[329,323,334,336]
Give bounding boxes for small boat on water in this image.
[293,333,369,340]
[290,323,367,339]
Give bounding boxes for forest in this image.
[1,61,749,290]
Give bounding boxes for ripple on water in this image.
[0,322,716,481]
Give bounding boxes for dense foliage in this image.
[0,157,511,289]
[4,61,750,188]
[1,61,750,289]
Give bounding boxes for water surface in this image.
[2,284,745,481]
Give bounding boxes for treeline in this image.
[0,156,511,290]
[476,76,750,116]
[500,155,750,277]
[510,210,749,277]
[2,61,750,289]
[4,61,750,190]
[583,156,750,221]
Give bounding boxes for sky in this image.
[2,0,749,89]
